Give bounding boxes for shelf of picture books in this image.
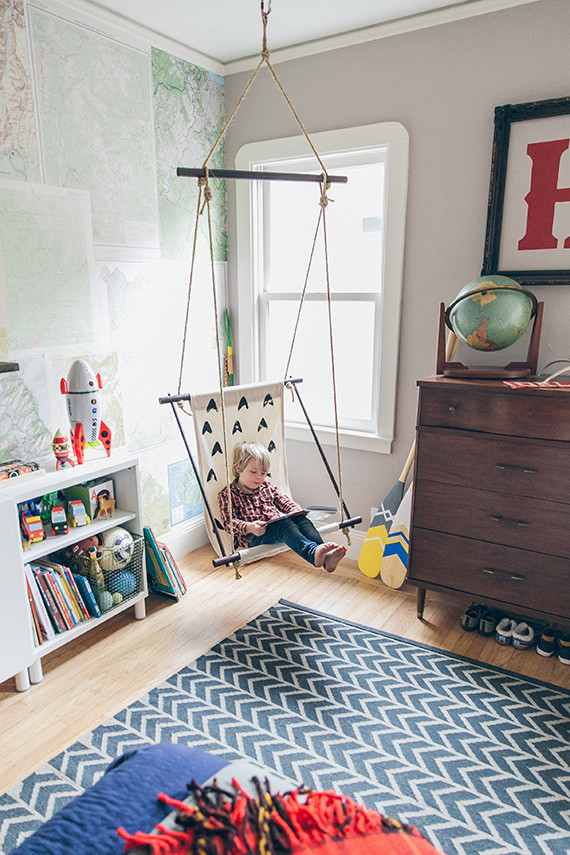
[0,453,148,691]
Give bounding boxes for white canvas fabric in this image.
[190,380,293,560]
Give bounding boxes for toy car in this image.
[68,499,90,527]
[22,514,45,543]
[51,506,69,536]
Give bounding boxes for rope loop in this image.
[198,172,213,215]
[320,178,332,209]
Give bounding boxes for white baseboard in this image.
[160,516,209,560]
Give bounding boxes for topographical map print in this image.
[0,0,40,181]
[152,48,227,261]
[28,4,159,256]
[0,179,97,352]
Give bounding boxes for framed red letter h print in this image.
[482,95,570,286]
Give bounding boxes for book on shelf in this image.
[144,526,183,600]
[30,565,67,634]
[35,558,93,627]
[156,540,186,597]
[72,573,102,619]
[61,566,91,621]
[24,564,56,642]
[26,578,42,646]
[35,562,77,630]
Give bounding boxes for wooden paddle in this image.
[358,331,460,579]
[358,444,415,578]
[379,485,413,588]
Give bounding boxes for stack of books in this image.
[24,559,101,645]
[143,526,186,600]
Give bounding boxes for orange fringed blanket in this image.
[117,778,446,855]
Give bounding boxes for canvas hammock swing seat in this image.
[159,2,361,578]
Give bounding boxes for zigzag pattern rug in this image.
[2,599,570,855]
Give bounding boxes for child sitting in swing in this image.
[218,441,346,573]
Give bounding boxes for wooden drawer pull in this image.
[489,514,530,528]
[494,463,536,474]
[482,568,525,582]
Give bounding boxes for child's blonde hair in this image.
[232,441,271,480]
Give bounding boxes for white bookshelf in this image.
[0,452,147,691]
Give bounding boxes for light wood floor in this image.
[1,546,569,796]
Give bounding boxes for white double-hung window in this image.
[235,122,408,453]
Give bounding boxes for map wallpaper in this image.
[0,0,227,536]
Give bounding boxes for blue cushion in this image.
[10,744,228,855]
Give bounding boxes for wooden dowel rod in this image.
[177,167,347,184]
[159,379,303,408]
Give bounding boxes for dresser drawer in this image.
[416,428,570,504]
[413,479,570,558]
[418,384,570,441]
[409,528,570,618]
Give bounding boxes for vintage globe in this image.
[445,275,538,352]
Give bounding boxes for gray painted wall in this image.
[224,0,570,530]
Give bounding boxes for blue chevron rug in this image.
[3,599,570,855]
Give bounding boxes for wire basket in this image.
[54,533,145,614]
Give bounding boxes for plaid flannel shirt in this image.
[218,479,302,548]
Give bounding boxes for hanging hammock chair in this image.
[159,2,361,578]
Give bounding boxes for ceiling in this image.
[86,0,538,68]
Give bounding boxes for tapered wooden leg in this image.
[417,588,426,620]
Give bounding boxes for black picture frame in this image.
[482,95,570,286]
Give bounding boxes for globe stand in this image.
[436,301,544,379]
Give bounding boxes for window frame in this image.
[235,122,409,453]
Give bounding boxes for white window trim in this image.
[235,122,409,454]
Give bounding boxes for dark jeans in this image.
[249,515,324,566]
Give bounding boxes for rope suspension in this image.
[177,3,353,570]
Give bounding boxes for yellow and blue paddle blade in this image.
[358,478,405,578]
[380,486,413,589]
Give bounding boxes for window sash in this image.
[235,122,408,454]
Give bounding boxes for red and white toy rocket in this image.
[60,359,112,465]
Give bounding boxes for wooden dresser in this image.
[408,377,570,622]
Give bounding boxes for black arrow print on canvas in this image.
[207,468,217,482]
[232,421,242,434]
[268,440,276,452]
[206,398,218,412]
[202,421,212,435]
[257,418,268,431]
[212,441,223,456]
[263,394,274,407]
[238,396,249,410]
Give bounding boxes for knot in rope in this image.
[261,6,270,61]
[320,181,332,209]
[198,174,213,214]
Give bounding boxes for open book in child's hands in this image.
[265,509,308,525]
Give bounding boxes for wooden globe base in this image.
[436,301,543,379]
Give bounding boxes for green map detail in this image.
[0,180,96,351]
[152,49,227,261]
[29,7,159,251]
[0,0,40,181]
[141,468,171,535]
[0,361,52,461]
